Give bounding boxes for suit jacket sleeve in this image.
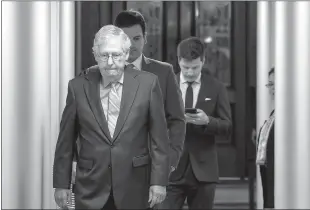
[53,80,78,189]
[165,66,186,168]
[204,82,232,136]
[149,77,170,186]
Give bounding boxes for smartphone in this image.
[185,108,198,114]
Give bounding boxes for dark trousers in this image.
[260,165,274,208]
[101,191,117,210]
[160,161,216,209]
[102,190,152,210]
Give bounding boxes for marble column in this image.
[2,1,75,208]
[275,1,310,208]
[256,1,275,208]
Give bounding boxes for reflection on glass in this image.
[126,1,163,61]
[195,1,231,86]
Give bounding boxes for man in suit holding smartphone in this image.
[161,37,232,209]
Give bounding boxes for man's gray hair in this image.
[92,25,131,54]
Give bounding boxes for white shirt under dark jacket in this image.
[180,72,202,108]
[125,54,143,70]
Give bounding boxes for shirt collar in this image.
[126,54,143,70]
[180,72,201,84]
[101,72,124,88]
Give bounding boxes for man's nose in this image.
[107,56,113,65]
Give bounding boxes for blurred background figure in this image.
[256,67,275,209]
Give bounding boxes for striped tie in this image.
[107,82,121,138]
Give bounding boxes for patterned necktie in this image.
[107,82,121,138]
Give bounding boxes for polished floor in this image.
[67,179,252,209]
[184,179,251,209]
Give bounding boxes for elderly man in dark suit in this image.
[81,10,186,174]
[161,37,232,209]
[53,25,170,210]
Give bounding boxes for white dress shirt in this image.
[180,72,202,108]
[126,54,143,70]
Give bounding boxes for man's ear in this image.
[144,32,147,45]
[201,57,205,65]
[125,52,130,61]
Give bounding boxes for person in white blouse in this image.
[256,67,275,209]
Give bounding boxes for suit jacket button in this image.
[108,164,111,169]
[110,144,114,148]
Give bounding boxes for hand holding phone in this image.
[185,108,198,114]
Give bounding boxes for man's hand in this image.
[54,188,71,209]
[185,108,209,125]
[71,162,77,184]
[148,185,166,208]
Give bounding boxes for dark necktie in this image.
[174,81,194,180]
[185,82,194,108]
[126,63,137,70]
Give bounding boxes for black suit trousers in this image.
[160,155,216,209]
[101,190,117,210]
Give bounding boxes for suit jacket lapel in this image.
[141,55,152,73]
[176,73,180,85]
[83,70,112,143]
[112,67,139,142]
[177,72,213,109]
[195,73,213,108]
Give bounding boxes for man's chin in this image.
[107,70,119,75]
[100,69,122,77]
[128,53,141,62]
[184,76,197,82]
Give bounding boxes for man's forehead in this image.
[97,37,123,50]
[97,35,122,45]
[179,58,202,66]
[121,25,143,36]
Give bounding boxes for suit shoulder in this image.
[145,58,174,75]
[87,65,99,71]
[203,72,225,88]
[68,74,86,88]
[147,58,172,68]
[135,69,158,81]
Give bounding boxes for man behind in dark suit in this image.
[82,10,185,174]
[53,25,169,209]
[161,37,232,209]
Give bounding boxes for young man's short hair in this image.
[269,67,275,76]
[177,37,206,61]
[114,10,147,35]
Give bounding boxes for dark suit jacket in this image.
[141,56,186,168]
[169,72,232,183]
[53,66,170,209]
[81,56,186,169]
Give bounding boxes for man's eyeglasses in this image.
[265,82,274,88]
[95,53,123,62]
